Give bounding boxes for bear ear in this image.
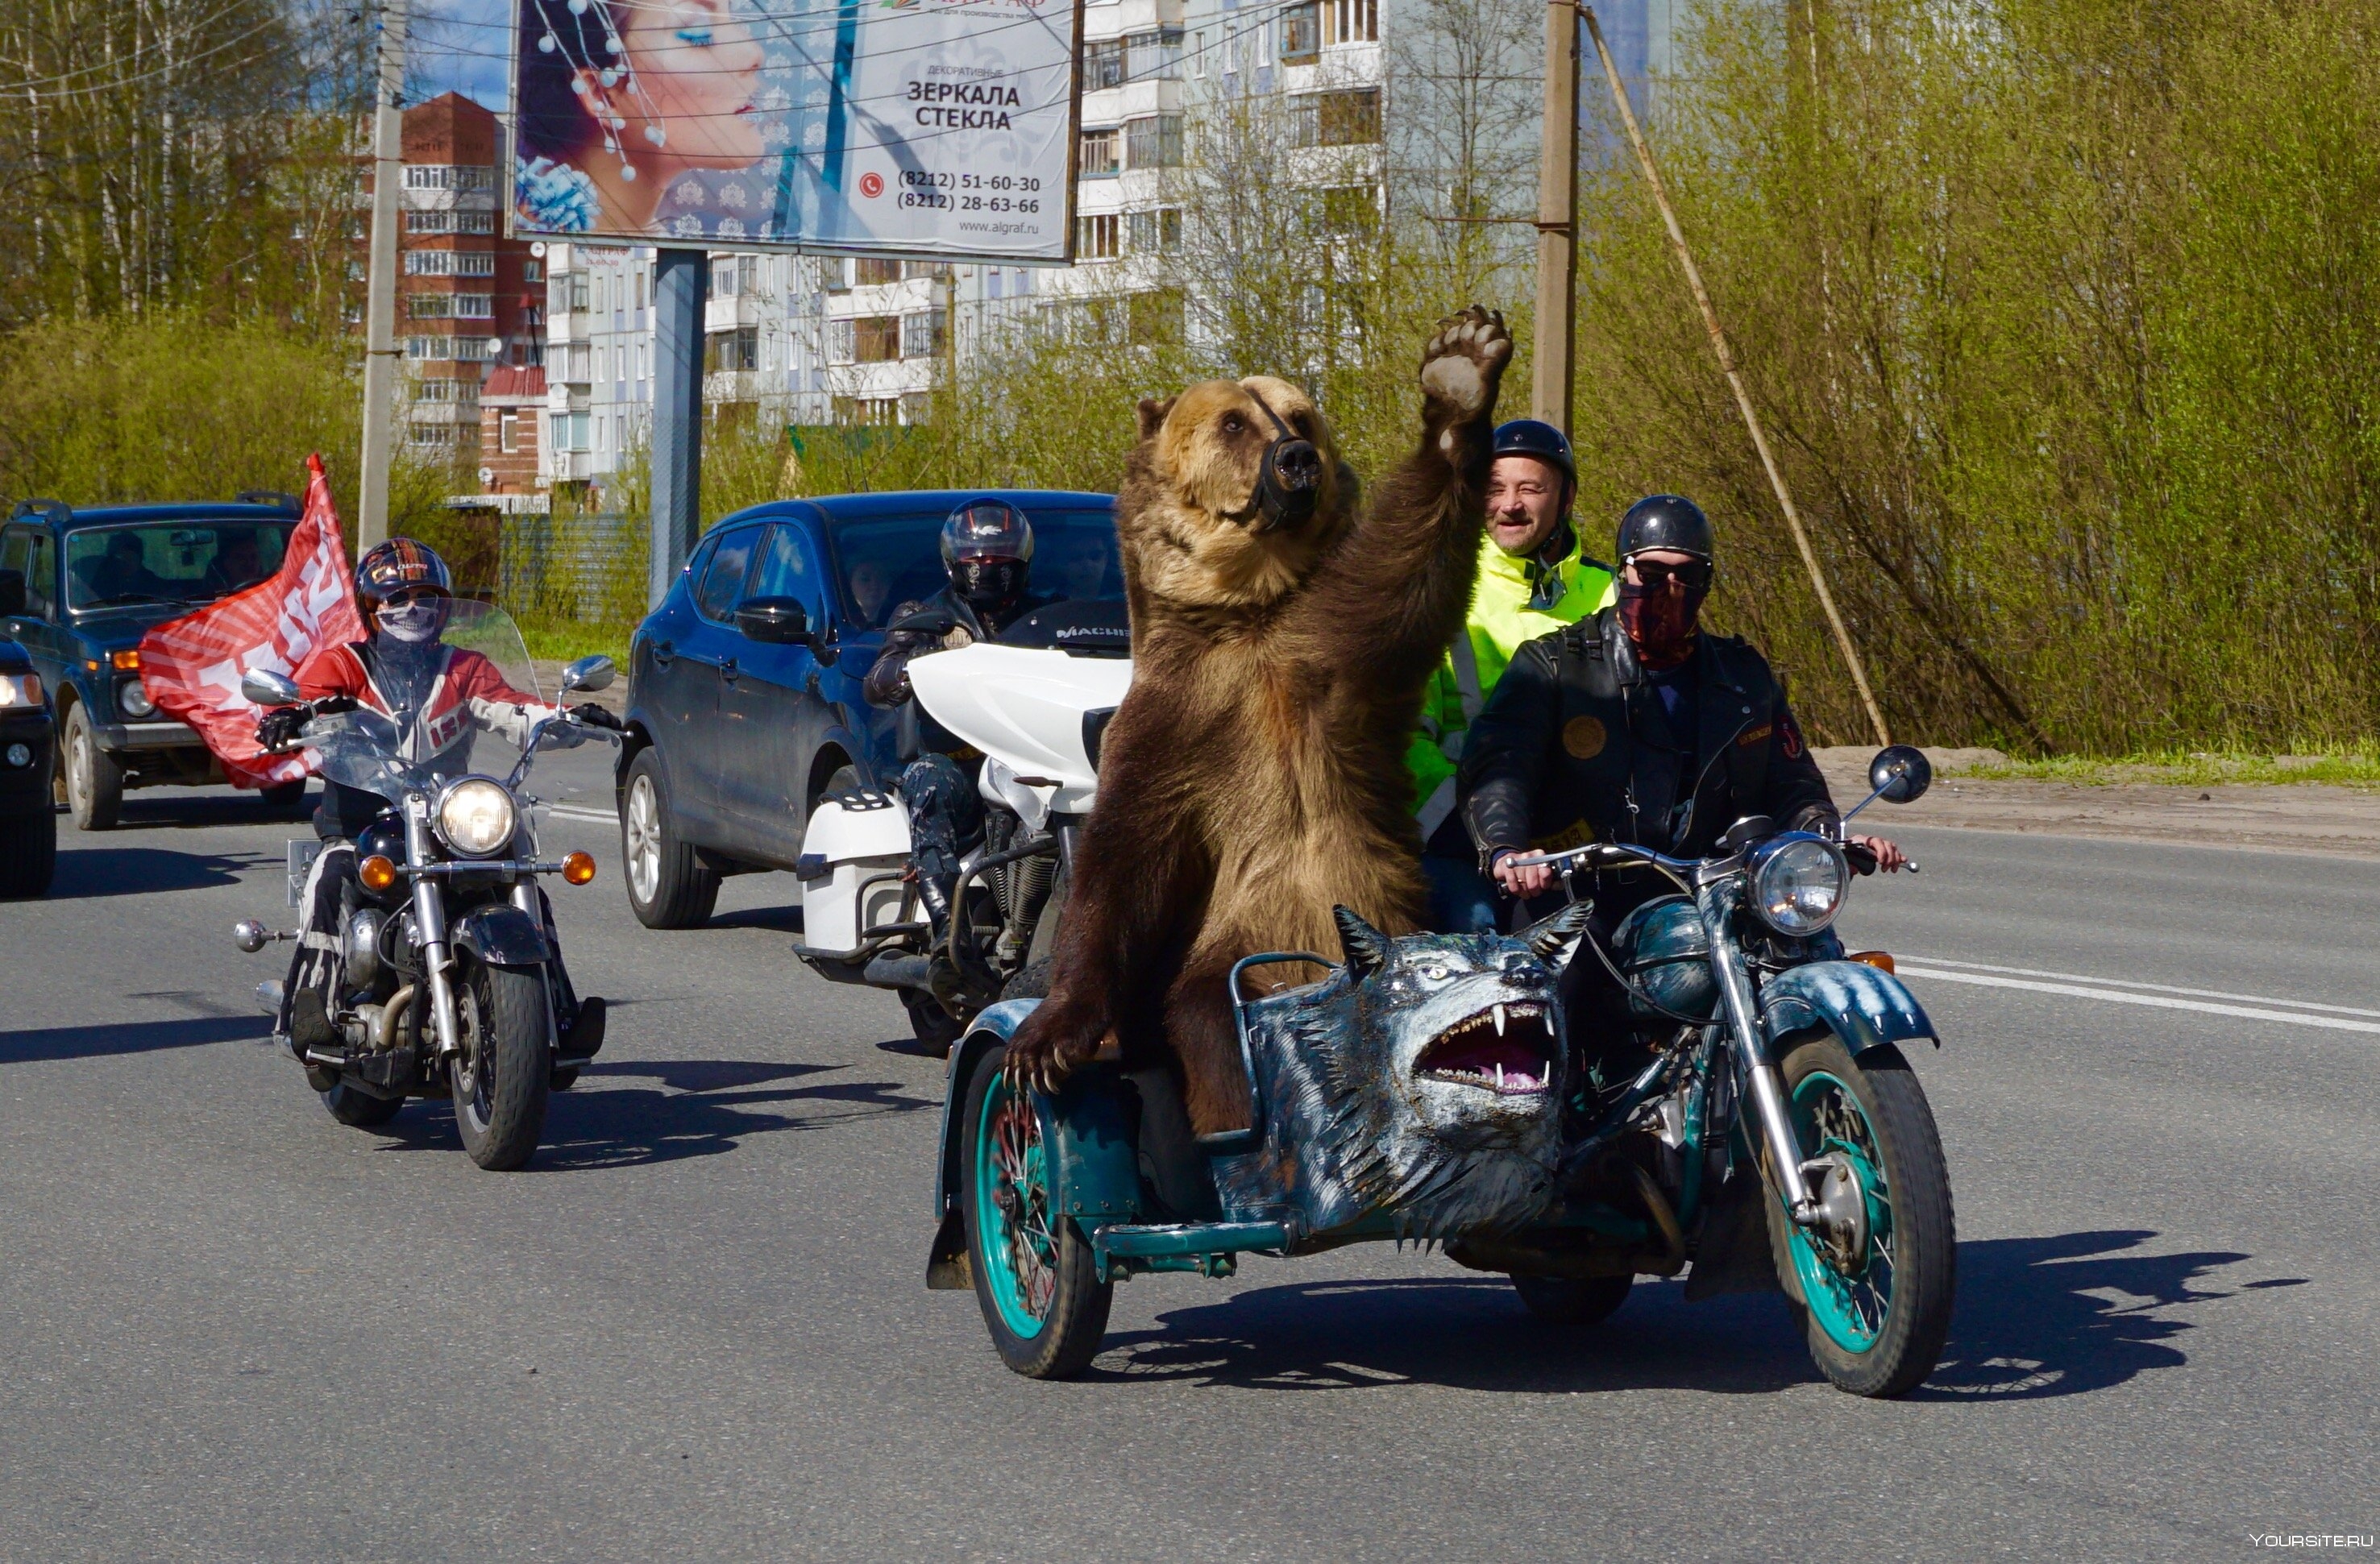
[1136,396,1175,442]
[1519,899,1596,973]
[1333,905,1394,977]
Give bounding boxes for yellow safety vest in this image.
[1408,533,1616,839]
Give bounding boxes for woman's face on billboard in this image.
[580,0,765,171]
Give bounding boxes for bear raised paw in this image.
[1005,307,1514,1136]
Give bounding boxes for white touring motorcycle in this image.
[791,606,1132,1053]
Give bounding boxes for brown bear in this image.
[1003,305,1514,1135]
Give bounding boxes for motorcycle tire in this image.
[0,808,57,898]
[322,1081,403,1127]
[1509,1272,1632,1326]
[448,958,553,1171]
[961,1042,1112,1379]
[900,988,963,1058]
[1766,1035,1955,1399]
[621,748,720,930]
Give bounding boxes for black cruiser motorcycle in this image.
[234,601,615,1170]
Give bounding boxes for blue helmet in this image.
[1490,419,1576,486]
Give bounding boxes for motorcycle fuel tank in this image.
[1614,894,1718,1020]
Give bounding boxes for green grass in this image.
[516,621,634,668]
[1953,750,2380,790]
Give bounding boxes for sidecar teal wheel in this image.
[961,1043,1112,1379]
[1767,1035,1956,1399]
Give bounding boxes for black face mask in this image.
[952,558,1028,615]
[1251,398,1323,531]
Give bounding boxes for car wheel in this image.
[0,807,56,898]
[621,747,719,929]
[61,701,123,831]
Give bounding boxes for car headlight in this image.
[118,678,155,718]
[1747,833,1847,936]
[0,673,41,708]
[435,777,517,858]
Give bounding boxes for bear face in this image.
[1121,375,1355,614]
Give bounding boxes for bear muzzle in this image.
[1254,435,1324,532]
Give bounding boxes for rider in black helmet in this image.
[862,500,1052,1011]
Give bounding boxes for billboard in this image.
[509,0,1081,262]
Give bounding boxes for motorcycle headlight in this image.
[118,678,156,718]
[1748,833,1847,936]
[435,777,517,858]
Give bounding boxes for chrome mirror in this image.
[560,654,615,694]
[239,669,302,707]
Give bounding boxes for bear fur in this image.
[1003,306,1514,1135]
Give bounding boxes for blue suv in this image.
[617,488,1120,928]
[0,495,309,829]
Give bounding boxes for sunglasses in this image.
[1627,559,1712,591]
[380,587,450,609]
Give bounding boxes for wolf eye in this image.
[1414,962,1452,982]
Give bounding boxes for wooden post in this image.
[1533,0,1581,433]
[1578,4,1891,748]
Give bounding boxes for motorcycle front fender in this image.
[450,902,552,968]
[1759,960,1938,1055]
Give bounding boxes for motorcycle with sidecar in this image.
[928,746,1956,1397]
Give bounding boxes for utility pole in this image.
[357,0,408,551]
[649,249,708,608]
[1533,0,1581,433]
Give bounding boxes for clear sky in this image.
[407,0,512,112]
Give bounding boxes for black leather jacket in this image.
[1459,608,1838,869]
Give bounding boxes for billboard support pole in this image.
[1533,0,1580,433]
[650,249,708,609]
[357,0,408,552]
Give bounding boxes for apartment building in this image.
[366,93,545,462]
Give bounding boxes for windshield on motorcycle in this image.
[301,599,554,806]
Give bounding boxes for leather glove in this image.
[255,707,305,753]
[569,702,623,732]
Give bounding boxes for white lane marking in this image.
[1894,966,2380,1035]
[1905,956,2380,1019]
[545,805,617,824]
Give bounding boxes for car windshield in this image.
[827,503,1121,631]
[297,600,557,806]
[64,520,292,612]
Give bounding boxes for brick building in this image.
[477,366,546,499]
[358,92,546,463]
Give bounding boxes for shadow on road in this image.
[356,1058,932,1170]
[0,1014,271,1064]
[1919,1228,2278,1401]
[50,845,276,898]
[700,904,805,935]
[96,792,313,832]
[1089,1230,2277,1401]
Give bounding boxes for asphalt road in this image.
[2,747,2375,1562]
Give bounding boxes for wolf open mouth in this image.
[1414,1002,1556,1095]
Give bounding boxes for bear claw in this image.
[1419,304,1511,419]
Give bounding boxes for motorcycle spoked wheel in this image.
[1766,1035,1956,1399]
[960,1043,1111,1379]
[447,957,553,1171]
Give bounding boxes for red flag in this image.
[139,454,368,789]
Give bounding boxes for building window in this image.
[1292,88,1381,147]
[1128,208,1182,252]
[1325,0,1377,45]
[499,411,521,454]
[401,164,493,192]
[403,251,494,277]
[409,378,476,404]
[852,256,903,287]
[567,273,589,311]
[1079,127,1120,178]
[1082,37,1125,90]
[454,293,493,319]
[406,421,456,447]
[1126,28,1183,81]
[706,326,759,371]
[828,319,854,363]
[346,259,366,281]
[712,255,759,297]
[1280,2,1321,64]
[550,410,589,451]
[1125,115,1183,169]
[900,309,946,359]
[405,210,494,234]
[1190,28,1207,75]
[854,315,901,363]
[1077,213,1120,260]
[407,294,454,319]
[833,396,903,426]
